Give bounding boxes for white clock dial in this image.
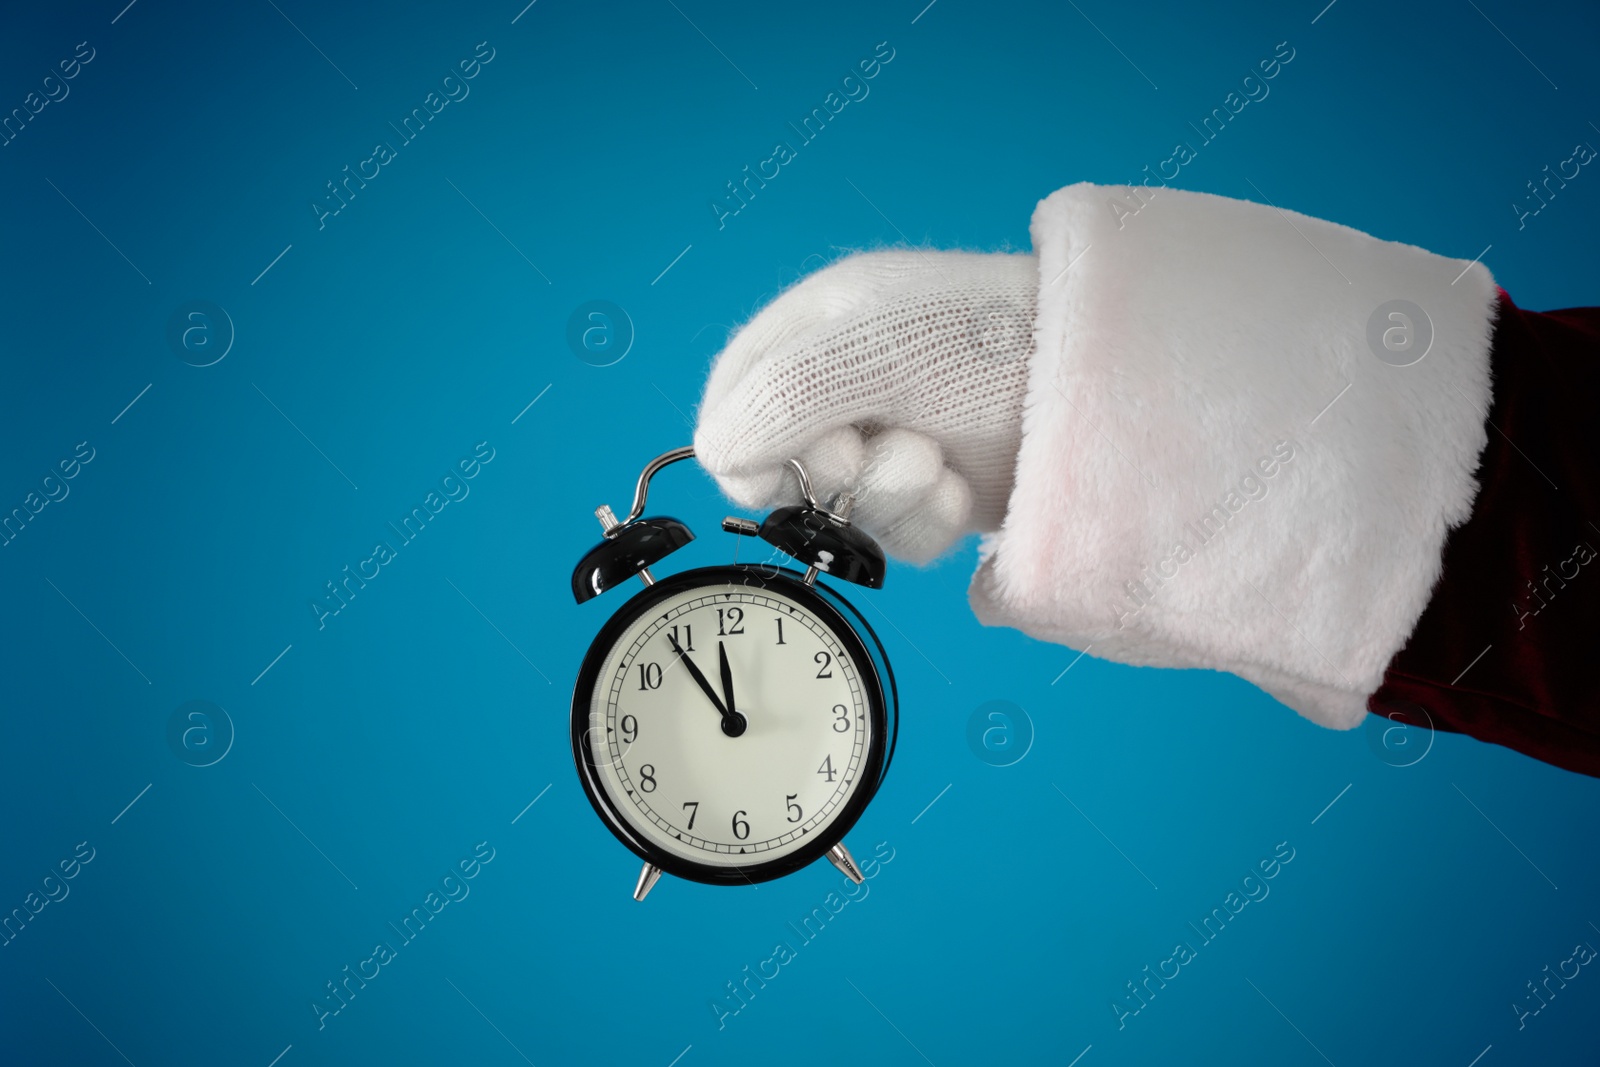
[585,581,871,868]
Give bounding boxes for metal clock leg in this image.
[826,842,864,884]
[633,862,663,901]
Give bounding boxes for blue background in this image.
[2,0,1597,1064]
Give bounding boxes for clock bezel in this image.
[570,563,897,887]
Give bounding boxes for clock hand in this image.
[668,633,746,736]
[667,633,723,715]
[717,641,738,726]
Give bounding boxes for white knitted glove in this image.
[694,250,1038,562]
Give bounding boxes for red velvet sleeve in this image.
[1371,290,1600,777]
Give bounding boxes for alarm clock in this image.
[569,446,898,900]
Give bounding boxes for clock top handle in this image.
[612,446,697,529]
[571,447,887,603]
[571,446,698,604]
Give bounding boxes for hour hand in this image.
[717,642,737,724]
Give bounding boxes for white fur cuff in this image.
[969,182,1500,728]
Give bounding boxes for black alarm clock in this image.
[569,447,898,900]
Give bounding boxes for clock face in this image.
[576,570,882,878]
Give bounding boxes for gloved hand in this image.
[693,250,1038,562]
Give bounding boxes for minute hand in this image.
[662,633,742,735]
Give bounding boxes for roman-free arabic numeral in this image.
[620,714,638,744]
[667,624,693,652]
[814,651,833,678]
[639,764,657,792]
[637,662,662,690]
[818,755,837,782]
[682,801,698,830]
[832,704,849,732]
[717,607,745,636]
[774,617,787,645]
[731,810,750,840]
[786,794,803,823]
